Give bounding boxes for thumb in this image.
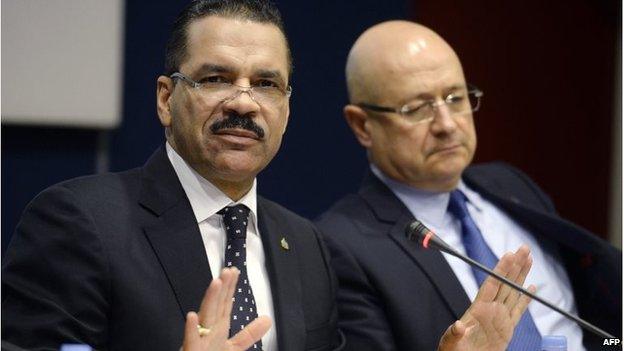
[438,320,466,351]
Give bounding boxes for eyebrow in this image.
[256,69,287,85]
[194,63,234,75]
[444,84,466,93]
[191,64,287,85]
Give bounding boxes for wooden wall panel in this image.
[412,0,620,238]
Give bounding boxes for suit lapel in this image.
[463,170,602,255]
[257,198,305,351]
[139,147,213,317]
[359,172,471,320]
[387,213,472,319]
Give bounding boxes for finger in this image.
[220,268,240,319]
[496,249,526,304]
[220,267,237,293]
[504,250,533,307]
[437,320,466,351]
[475,252,513,303]
[198,277,224,327]
[511,284,536,324]
[514,248,532,290]
[229,315,272,350]
[182,312,200,349]
[492,249,522,303]
[216,268,234,317]
[223,268,239,318]
[496,245,529,308]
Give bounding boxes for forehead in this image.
[182,16,289,78]
[392,53,466,100]
[370,40,467,103]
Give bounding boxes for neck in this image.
[409,176,460,192]
[371,163,460,193]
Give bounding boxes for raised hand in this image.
[438,245,535,351]
[182,268,272,351]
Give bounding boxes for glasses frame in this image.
[356,84,483,124]
[170,72,293,103]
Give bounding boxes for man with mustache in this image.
[316,20,621,350]
[2,1,342,350]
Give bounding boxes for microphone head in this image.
[405,219,434,248]
[405,220,458,255]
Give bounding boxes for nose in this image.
[221,87,261,116]
[429,103,457,135]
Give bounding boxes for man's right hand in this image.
[182,268,272,351]
[438,245,535,351]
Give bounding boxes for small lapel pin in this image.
[280,237,290,251]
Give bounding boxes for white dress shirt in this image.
[167,143,277,351]
[371,165,585,350]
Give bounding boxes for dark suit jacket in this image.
[2,147,344,351]
[316,163,621,351]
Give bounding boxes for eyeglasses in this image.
[357,85,483,124]
[170,72,292,106]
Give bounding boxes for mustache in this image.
[209,113,265,139]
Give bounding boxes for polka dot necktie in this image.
[218,204,262,350]
[448,190,541,351]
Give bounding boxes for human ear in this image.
[156,76,174,128]
[344,104,373,148]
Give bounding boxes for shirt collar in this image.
[166,142,259,234]
[370,164,481,228]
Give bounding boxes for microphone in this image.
[405,219,616,339]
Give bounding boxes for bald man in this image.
[316,21,621,351]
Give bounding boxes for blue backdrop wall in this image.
[2,1,409,253]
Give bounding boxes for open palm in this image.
[182,268,272,351]
[438,246,535,351]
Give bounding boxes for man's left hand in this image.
[438,245,534,351]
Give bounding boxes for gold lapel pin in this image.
[280,237,290,251]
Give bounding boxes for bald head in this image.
[346,21,463,104]
[342,21,477,192]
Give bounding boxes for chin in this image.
[217,163,261,180]
[222,155,270,178]
[431,160,467,181]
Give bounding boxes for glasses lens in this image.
[446,93,471,114]
[468,90,482,111]
[401,102,433,123]
[197,82,234,101]
[252,86,286,104]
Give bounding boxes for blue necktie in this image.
[219,205,262,351]
[448,190,541,351]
